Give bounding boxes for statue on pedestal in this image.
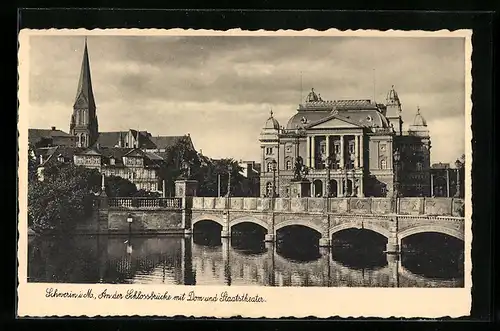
[293,156,309,181]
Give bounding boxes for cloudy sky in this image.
[26,34,466,164]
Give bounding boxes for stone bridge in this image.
[190,196,465,253]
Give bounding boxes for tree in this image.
[197,158,246,197]
[28,145,38,184]
[28,163,101,234]
[27,162,140,234]
[104,175,138,197]
[158,136,202,196]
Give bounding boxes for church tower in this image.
[385,85,403,136]
[69,38,99,148]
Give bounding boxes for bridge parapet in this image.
[191,197,464,217]
[108,197,182,210]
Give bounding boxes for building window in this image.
[110,158,115,165]
[286,160,292,170]
[380,158,387,169]
[267,162,275,172]
[266,182,273,196]
[416,162,423,171]
[286,145,292,153]
[334,143,340,154]
[416,183,422,190]
[265,147,273,155]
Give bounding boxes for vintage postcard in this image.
[17,28,472,318]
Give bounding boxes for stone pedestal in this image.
[319,237,331,247]
[291,179,311,198]
[221,230,231,238]
[174,179,198,198]
[264,234,275,242]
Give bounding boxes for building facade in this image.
[259,87,431,198]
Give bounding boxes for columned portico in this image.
[305,132,364,197]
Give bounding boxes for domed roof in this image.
[386,85,401,106]
[305,88,322,103]
[263,110,280,130]
[413,106,427,126]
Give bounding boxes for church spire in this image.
[70,37,99,148]
[74,37,96,109]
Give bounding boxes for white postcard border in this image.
[17,28,473,318]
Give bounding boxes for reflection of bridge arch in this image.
[398,225,464,244]
[398,264,462,287]
[274,219,323,235]
[192,214,225,227]
[329,222,391,239]
[229,217,269,232]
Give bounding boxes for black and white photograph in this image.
[17,29,472,318]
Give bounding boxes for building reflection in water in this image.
[28,230,464,288]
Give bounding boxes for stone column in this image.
[359,135,364,169]
[430,174,434,196]
[337,178,342,197]
[306,136,311,168]
[340,135,344,169]
[385,218,400,254]
[354,135,359,168]
[325,135,330,165]
[221,210,230,238]
[319,216,331,247]
[311,135,316,169]
[265,212,275,242]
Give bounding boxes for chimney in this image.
[51,126,56,131]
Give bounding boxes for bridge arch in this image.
[192,214,225,227]
[329,222,391,239]
[229,217,269,232]
[275,219,323,235]
[398,225,464,244]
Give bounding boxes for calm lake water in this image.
[27,228,464,288]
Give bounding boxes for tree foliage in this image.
[104,175,138,197]
[28,161,141,234]
[28,163,102,234]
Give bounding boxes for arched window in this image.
[267,162,275,172]
[416,162,423,171]
[266,182,273,196]
[380,158,387,169]
[286,160,292,170]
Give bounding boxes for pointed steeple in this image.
[70,37,99,148]
[74,37,96,109]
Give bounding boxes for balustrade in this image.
[107,197,182,209]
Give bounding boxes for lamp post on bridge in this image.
[226,164,232,197]
[393,149,401,199]
[127,213,133,235]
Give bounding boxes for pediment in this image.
[124,148,145,158]
[306,115,362,129]
[77,148,101,156]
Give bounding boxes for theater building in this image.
[259,87,431,198]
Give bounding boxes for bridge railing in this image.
[191,196,465,217]
[107,197,182,210]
